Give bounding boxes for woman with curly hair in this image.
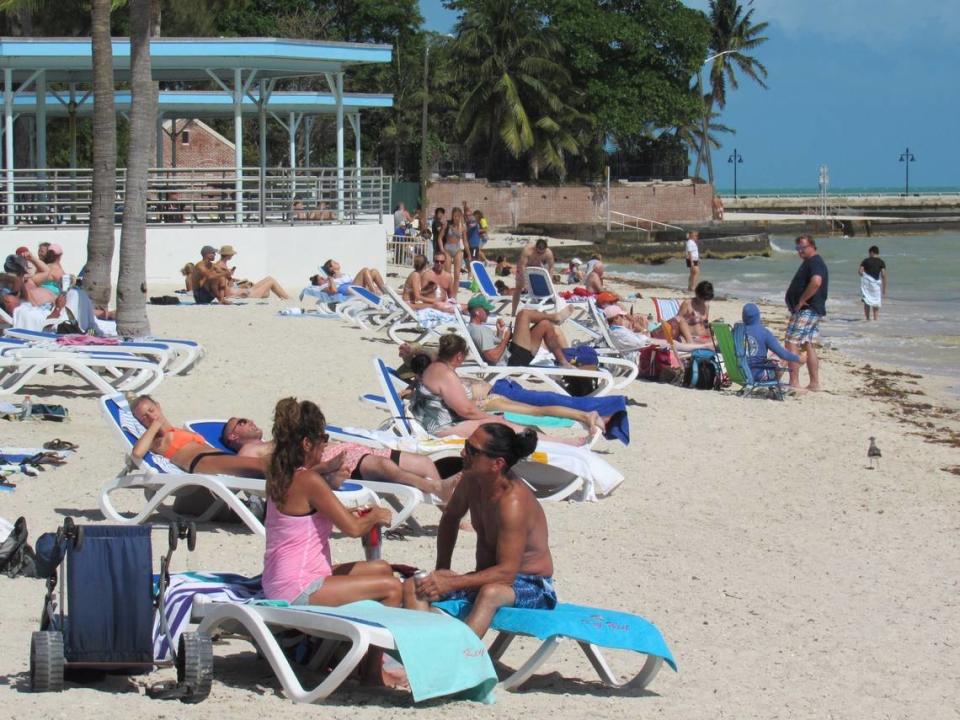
[262,396,400,609]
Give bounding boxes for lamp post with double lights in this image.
[898,147,915,195]
[728,148,743,197]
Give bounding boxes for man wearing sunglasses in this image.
[784,234,829,391]
[403,423,557,638]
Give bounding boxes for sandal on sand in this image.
[43,439,78,452]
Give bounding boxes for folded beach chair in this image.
[371,358,625,501]
[712,322,786,400]
[98,396,381,536]
[469,260,512,315]
[335,285,402,330]
[434,597,676,691]
[157,572,497,704]
[1,337,164,396]
[451,306,635,396]
[185,419,426,529]
[652,297,680,324]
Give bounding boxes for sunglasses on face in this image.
[463,441,497,459]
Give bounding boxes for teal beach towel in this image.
[502,412,574,428]
[255,600,497,703]
[434,599,677,672]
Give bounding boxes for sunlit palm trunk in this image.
[84,0,117,308]
[115,0,154,337]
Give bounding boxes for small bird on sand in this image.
[868,437,882,469]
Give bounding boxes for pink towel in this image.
[56,334,120,346]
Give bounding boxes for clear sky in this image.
[418,0,960,191]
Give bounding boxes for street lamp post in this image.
[898,147,915,195]
[728,148,743,197]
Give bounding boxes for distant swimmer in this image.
[858,245,887,321]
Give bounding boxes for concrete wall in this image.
[426,179,713,228]
[0,222,390,290]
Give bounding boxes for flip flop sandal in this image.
[43,439,78,452]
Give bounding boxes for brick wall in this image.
[162,120,235,168]
[426,179,713,228]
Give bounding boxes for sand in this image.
[1,272,958,719]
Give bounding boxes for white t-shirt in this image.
[685,238,700,262]
[609,324,651,364]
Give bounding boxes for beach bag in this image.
[638,345,678,381]
[149,295,181,305]
[561,346,599,397]
[683,349,721,390]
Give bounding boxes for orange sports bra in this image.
[161,428,206,459]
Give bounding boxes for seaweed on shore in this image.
[855,364,960,455]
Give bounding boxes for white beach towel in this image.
[860,273,882,307]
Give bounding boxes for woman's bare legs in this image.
[244,276,289,299]
[309,560,403,685]
[357,453,442,496]
[481,396,605,435]
[451,250,463,299]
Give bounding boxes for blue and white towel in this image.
[415,308,456,329]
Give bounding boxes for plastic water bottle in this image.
[19,395,32,421]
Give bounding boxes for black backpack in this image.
[683,349,721,390]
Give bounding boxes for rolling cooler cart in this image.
[30,519,212,702]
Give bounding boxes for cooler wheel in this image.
[176,631,213,703]
[30,631,64,692]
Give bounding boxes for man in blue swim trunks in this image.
[403,423,557,637]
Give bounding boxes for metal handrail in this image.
[608,210,684,240]
[0,165,390,227]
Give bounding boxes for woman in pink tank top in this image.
[262,397,400,609]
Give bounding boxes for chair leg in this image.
[498,636,561,690]
[577,641,663,689]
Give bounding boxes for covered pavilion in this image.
[0,36,394,224]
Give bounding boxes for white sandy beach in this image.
[1,272,958,719]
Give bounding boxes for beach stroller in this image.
[30,518,212,702]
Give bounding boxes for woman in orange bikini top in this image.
[131,395,265,477]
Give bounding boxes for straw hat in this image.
[219,245,237,257]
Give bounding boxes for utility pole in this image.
[420,41,430,211]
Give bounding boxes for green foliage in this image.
[706,0,769,109]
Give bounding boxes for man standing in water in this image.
[685,230,701,292]
[858,245,887,321]
[784,234,828,392]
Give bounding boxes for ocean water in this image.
[607,232,960,391]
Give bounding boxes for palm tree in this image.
[84,0,118,308]
[115,0,153,336]
[453,0,581,180]
[700,0,768,183]
[684,106,735,180]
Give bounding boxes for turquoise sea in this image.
[607,232,960,393]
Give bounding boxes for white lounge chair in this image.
[469,260,512,314]
[450,305,636,396]
[381,284,460,345]
[184,418,427,530]
[156,572,497,704]
[369,357,628,502]
[0,337,164,396]
[98,395,383,536]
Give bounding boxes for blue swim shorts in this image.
[785,309,822,345]
[442,574,558,610]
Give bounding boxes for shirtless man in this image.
[511,238,555,315]
[221,416,452,498]
[584,261,616,299]
[401,254,433,308]
[403,423,556,638]
[421,252,458,304]
[191,245,231,304]
[652,280,714,344]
